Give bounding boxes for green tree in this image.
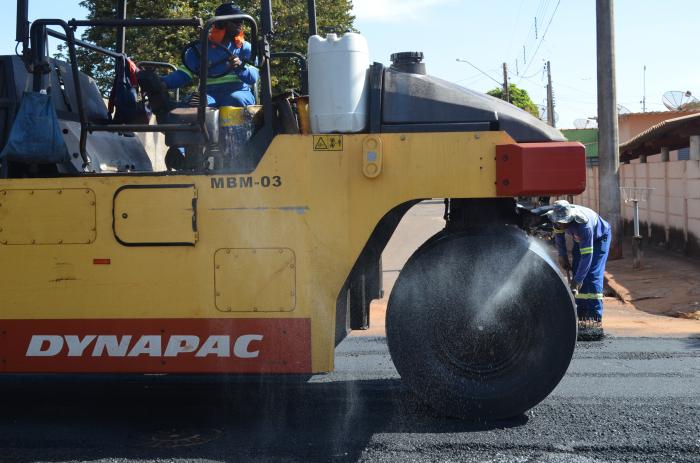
[487,84,539,118]
[63,0,354,95]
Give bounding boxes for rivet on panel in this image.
[400,134,406,141]
[215,292,221,297]
[226,249,231,254]
[474,133,481,139]
[57,190,62,194]
[90,201,95,206]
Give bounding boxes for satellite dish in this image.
[574,118,590,129]
[537,104,559,124]
[662,90,699,110]
[617,104,631,114]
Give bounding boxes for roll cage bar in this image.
[14,0,318,171]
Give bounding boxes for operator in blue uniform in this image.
[161,3,258,107]
[547,200,611,329]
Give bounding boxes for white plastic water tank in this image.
[307,33,370,133]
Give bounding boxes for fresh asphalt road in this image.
[0,335,698,462]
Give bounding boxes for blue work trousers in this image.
[205,84,256,107]
[571,233,611,321]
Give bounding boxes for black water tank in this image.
[390,51,426,75]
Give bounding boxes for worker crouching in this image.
[547,200,611,340]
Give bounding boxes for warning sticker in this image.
[313,135,343,151]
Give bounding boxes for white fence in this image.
[574,160,700,252]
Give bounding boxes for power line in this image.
[453,68,501,85]
[506,0,526,57]
[518,0,562,82]
[455,58,503,86]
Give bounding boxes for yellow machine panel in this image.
[113,184,197,245]
[214,247,296,312]
[0,188,96,245]
[0,132,509,373]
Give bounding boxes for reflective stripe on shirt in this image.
[575,292,604,300]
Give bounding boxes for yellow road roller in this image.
[0,0,585,419]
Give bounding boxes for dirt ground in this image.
[605,241,700,320]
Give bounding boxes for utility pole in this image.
[596,0,622,259]
[502,63,510,102]
[546,61,555,127]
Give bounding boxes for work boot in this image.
[136,70,171,116]
[577,318,604,341]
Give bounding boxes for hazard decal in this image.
[0,318,311,374]
[313,135,343,151]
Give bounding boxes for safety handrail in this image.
[270,52,308,94]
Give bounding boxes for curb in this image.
[604,271,630,303]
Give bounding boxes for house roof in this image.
[619,112,700,161]
[619,110,700,118]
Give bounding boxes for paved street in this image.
[0,335,698,462]
[1,202,698,462]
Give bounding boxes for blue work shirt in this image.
[162,40,258,96]
[554,206,611,285]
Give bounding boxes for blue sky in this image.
[1,1,697,128]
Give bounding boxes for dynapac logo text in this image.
[26,334,263,358]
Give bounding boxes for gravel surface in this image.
[0,336,698,462]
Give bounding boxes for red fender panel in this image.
[496,142,586,196]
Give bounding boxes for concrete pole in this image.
[596,0,622,259]
[546,61,555,127]
[502,63,510,103]
[690,135,700,160]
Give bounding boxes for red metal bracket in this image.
[496,142,586,196]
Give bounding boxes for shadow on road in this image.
[0,378,528,462]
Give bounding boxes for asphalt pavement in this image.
[0,335,698,462]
